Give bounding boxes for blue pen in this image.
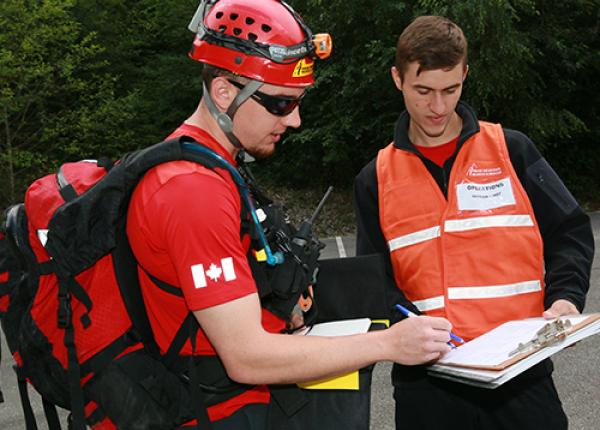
[394,304,465,347]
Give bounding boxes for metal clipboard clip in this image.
[509,318,573,357]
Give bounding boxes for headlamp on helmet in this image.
[188,0,332,87]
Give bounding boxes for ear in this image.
[463,64,469,82]
[210,76,236,111]
[390,66,403,91]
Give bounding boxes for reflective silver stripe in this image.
[388,226,440,251]
[413,295,445,312]
[444,215,534,232]
[448,280,542,300]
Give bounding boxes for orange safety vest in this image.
[376,121,544,340]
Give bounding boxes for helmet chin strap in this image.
[203,79,263,156]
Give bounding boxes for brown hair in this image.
[201,65,242,89]
[395,16,467,79]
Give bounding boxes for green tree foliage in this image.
[1,0,598,207]
[72,0,201,143]
[261,0,599,204]
[412,0,597,149]
[0,0,137,205]
[259,0,411,187]
[519,0,600,202]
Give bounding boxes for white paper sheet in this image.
[428,314,600,389]
[438,315,589,367]
[294,318,372,337]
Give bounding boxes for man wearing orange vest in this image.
[354,15,594,430]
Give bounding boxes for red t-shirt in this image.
[127,123,284,421]
[415,135,459,167]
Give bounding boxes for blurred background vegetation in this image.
[1,0,598,234]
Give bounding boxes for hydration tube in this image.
[181,142,284,266]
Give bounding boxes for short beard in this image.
[245,145,275,160]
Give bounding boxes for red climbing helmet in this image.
[188,0,332,87]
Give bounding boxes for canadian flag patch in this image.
[191,257,236,288]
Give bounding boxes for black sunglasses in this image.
[228,80,304,117]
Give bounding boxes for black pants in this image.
[211,403,269,430]
[393,361,567,430]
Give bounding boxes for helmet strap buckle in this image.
[202,80,263,151]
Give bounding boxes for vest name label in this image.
[456,177,516,211]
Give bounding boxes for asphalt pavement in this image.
[1,212,598,429]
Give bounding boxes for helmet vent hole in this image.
[233,28,242,36]
[230,13,239,20]
[218,25,227,32]
[215,12,224,19]
[246,17,255,25]
[261,24,272,33]
[248,33,258,42]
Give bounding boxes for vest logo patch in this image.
[456,177,516,211]
[467,164,502,177]
[292,58,314,78]
[191,257,236,288]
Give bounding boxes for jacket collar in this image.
[392,101,480,154]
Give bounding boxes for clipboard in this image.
[427,313,600,388]
[293,318,372,390]
[293,253,389,391]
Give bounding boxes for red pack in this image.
[0,139,221,430]
[0,137,323,430]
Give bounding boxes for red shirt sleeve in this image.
[142,168,258,311]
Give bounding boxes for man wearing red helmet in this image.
[126,1,454,428]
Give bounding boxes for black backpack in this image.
[0,136,322,430]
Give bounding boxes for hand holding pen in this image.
[385,306,455,365]
[395,304,464,349]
